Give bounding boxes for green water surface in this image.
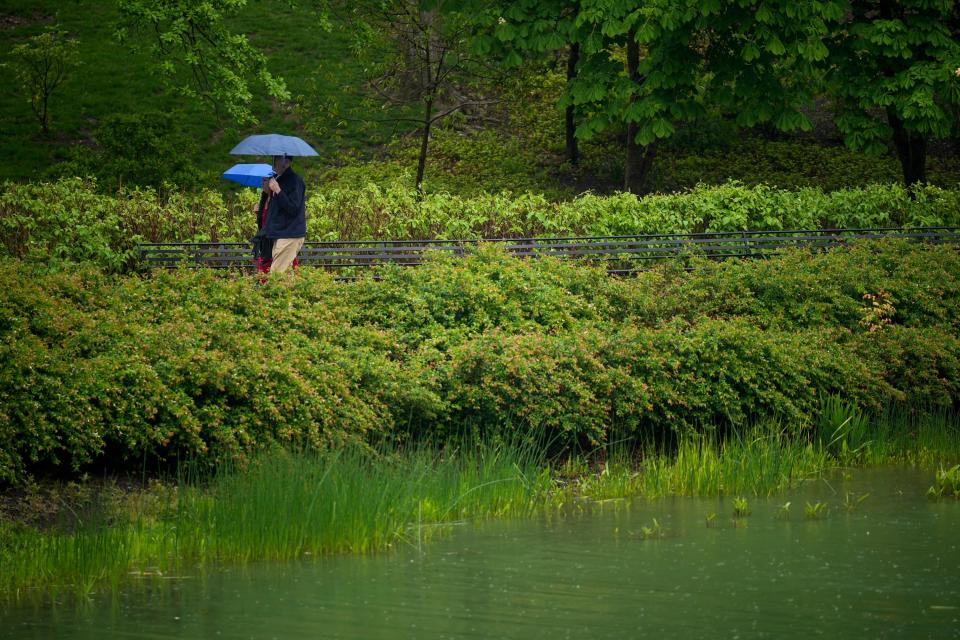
[3,469,958,639]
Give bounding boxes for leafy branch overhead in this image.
[455,0,853,191]
[115,0,291,125]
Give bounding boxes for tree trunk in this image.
[40,94,50,136]
[565,42,580,167]
[623,30,653,194]
[624,138,656,194]
[624,126,640,192]
[887,108,927,187]
[416,97,434,197]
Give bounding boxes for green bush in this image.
[50,111,199,190]
[1,240,959,482]
[303,180,960,242]
[636,239,960,331]
[0,178,134,270]
[4,178,960,272]
[0,179,256,271]
[0,266,407,481]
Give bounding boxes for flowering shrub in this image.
[1,240,958,482]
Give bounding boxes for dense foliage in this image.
[2,240,958,482]
[464,0,960,188]
[328,126,960,197]
[8,27,80,135]
[51,112,200,190]
[4,2,958,192]
[3,178,960,272]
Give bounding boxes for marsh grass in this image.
[804,501,829,519]
[775,502,792,519]
[732,497,750,518]
[817,395,872,463]
[842,491,870,511]
[0,441,550,597]
[927,464,960,499]
[862,406,960,466]
[2,407,958,598]
[637,518,663,539]
[635,428,832,498]
[560,426,830,503]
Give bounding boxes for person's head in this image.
[272,155,292,175]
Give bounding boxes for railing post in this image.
[378,241,387,266]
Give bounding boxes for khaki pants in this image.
[271,237,305,273]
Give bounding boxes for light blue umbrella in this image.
[222,163,274,188]
[229,134,318,157]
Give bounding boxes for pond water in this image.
[3,468,958,639]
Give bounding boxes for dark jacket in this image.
[259,168,306,239]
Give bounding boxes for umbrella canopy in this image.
[229,134,318,157]
[222,163,274,188]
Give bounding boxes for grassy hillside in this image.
[2,1,959,197]
[0,0,408,183]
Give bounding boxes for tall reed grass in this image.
[0,442,550,597]
[859,405,960,466]
[1,407,957,598]
[570,427,832,501]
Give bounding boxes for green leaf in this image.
[766,35,786,56]
[743,43,761,62]
[495,22,516,42]
[756,4,772,23]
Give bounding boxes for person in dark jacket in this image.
[255,155,306,273]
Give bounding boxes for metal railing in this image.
[138,227,960,275]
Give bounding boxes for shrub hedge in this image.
[2,178,960,272]
[1,240,958,482]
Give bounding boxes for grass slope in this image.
[0,0,406,182]
[1,2,958,196]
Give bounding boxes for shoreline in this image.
[2,410,957,599]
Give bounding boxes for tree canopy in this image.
[829,1,960,184]
[457,0,959,188]
[94,1,960,187]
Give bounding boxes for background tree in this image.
[115,0,290,125]
[564,41,581,166]
[571,0,959,189]
[343,0,497,193]
[569,0,842,193]
[460,0,584,166]
[829,0,960,186]
[472,1,839,193]
[8,28,80,136]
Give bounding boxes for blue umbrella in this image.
[229,134,318,157]
[222,163,274,188]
